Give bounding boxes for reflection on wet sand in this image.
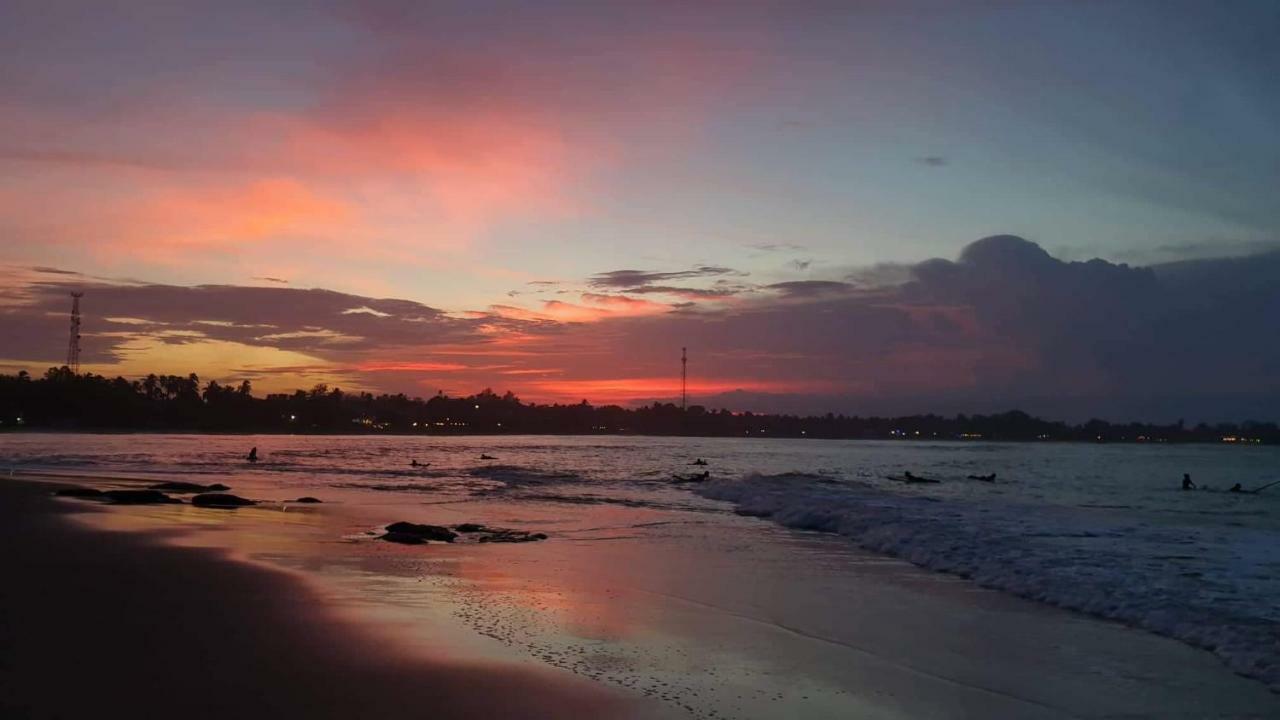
[1,479,654,720]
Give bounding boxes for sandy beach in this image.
[0,478,655,720]
[4,449,1279,719]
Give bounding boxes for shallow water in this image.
[4,433,1279,708]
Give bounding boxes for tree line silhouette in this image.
[1,367,1276,444]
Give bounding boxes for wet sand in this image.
[0,480,652,719]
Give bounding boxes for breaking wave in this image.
[694,472,1280,690]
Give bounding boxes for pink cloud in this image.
[0,4,777,291]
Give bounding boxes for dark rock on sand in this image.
[383,521,457,543]
[102,489,182,505]
[54,487,103,498]
[293,497,322,504]
[381,521,546,545]
[454,522,549,543]
[381,531,427,545]
[57,487,178,504]
[192,493,256,509]
[477,530,548,543]
[149,481,231,493]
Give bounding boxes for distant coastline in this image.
[1,429,1273,445]
[1,367,1276,444]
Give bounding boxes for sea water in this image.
[3,433,1278,690]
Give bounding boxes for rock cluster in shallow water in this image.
[55,481,248,507]
[191,493,256,509]
[54,487,105,499]
[379,521,547,545]
[382,521,459,544]
[55,488,184,505]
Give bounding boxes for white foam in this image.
[695,473,1280,690]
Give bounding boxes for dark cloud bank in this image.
[4,235,1279,422]
[564,235,1280,422]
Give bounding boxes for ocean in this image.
[4,432,1279,705]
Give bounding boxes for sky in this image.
[2,0,1279,421]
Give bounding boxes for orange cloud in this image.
[2,169,354,271]
[142,178,349,248]
[260,110,580,257]
[0,77,590,299]
[578,293,671,312]
[0,2,785,316]
[543,298,669,322]
[489,294,672,324]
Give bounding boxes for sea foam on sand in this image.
[696,472,1280,690]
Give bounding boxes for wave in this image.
[514,491,714,514]
[466,464,580,488]
[331,481,457,493]
[694,473,1280,690]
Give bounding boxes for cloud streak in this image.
[589,266,745,290]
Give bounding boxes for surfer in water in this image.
[1181,473,1196,490]
[691,458,708,466]
[894,471,939,484]
[247,447,258,463]
[674,470,710,483]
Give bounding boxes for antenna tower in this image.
[67,292,83,374]
[681,347,687,411]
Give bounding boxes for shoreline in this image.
[0,479,654,720]
[6,464,1280,719]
